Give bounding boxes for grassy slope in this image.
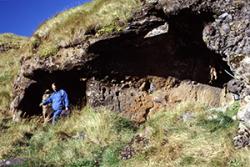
[0,34,27,112]
[27,0,141,57]
[0,102,249,167]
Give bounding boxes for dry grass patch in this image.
[120,102,249,167]
[0,102,249,166]
[0,34,26,111]
[0,33,27,48]
[0,52,20,111]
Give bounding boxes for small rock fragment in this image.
[144,23,169,38]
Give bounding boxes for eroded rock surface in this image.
[10,0,250,123]
[233,124,250,149]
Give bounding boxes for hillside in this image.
[0,0,250,166]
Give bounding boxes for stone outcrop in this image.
[233,123,250,149]
[10,0,250,123]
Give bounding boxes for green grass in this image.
[37,41,59,57]
[0,103,249,166]
[118,102,249,167]
[0,107,136,166]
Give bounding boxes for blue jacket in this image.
[42,89,69,111]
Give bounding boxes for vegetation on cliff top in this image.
[27,0,141,57]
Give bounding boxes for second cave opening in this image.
[88,9,232,88]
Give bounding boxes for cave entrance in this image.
[88,9,232,87]
[19,70,86,116]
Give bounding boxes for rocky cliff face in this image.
[10,0,249,123]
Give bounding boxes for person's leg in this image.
[52,110,62,125]
[60,110,70,117]
[42,108,46,124]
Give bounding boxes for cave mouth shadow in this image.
[88,9,233,87]
[19,70,86,117]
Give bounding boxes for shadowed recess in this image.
[19,70,86,116]
[88,9,232,86]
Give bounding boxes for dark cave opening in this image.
[88,9,232,87]
[19,10,233,116]
[19,70,86,116]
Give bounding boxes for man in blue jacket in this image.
[40,82,69,125]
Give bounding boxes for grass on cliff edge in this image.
[26,0,141,57]
[0,102,250,167]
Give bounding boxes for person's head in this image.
[51,82,57,92]
[44,89,51,94]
